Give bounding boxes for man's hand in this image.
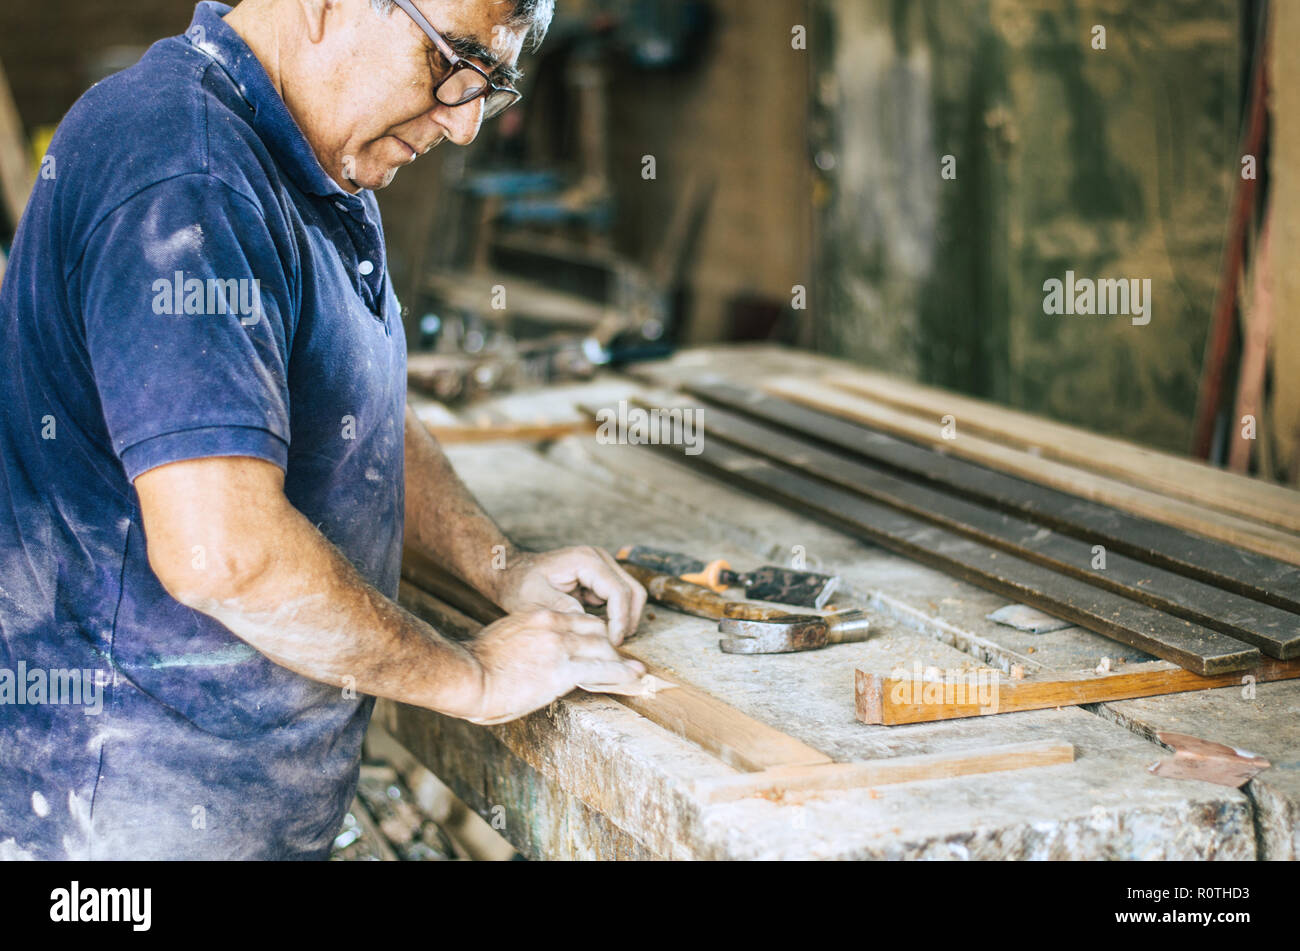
[404,411,646,645]
[492,547,648,646]
[465,609,647,725]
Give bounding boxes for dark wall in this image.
[812,0,1242,452]
[0,2,194,130]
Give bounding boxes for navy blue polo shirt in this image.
[0,2,407,859]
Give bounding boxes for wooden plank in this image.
[682,379,1300,614]
[424,270,619,328]
[614,664,832,773]
[0,57,31,234]
[625,430,1259,675]
[400,549,505,624]
[425,420,594,445]
[693,741,1076,804]
[1229,211,1275,474]
[399,549,833,773]
[1191,36,1271,460]
[767,378,1300,565]
[825,369,1300,534]
[768,376,1300,569]
[673,397,1300,659]
[398,581,479,642]
[856,657,1300,725]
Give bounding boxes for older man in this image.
[0,0,646,860]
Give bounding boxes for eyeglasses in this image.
[390,0,523,121]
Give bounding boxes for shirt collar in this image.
[185,1,363,203]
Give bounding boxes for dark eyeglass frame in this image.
[390,0,523,120]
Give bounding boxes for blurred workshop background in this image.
[0,0,1292,476]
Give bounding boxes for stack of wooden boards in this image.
[619,366,1300,700]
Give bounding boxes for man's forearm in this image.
[179,504,484,718]
[139,454,647,727]
[404,404,520,599]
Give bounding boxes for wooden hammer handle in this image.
[622,562,748,621]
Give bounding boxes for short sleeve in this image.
[76,173,296,481]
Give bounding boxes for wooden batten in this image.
[856,658,1300,725]
[824,369,1300,534]
[764,377,1300,568]
[693,741,1076,804]
[399,549,833,774]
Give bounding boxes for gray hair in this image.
[371,0,556,50]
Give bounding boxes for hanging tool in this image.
[620,563,870,654]
[617,544,839,609]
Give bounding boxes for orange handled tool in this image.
[617,545,839,609]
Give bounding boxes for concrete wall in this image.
[813,0,1242,453]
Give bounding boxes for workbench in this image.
[380,345,1299,860]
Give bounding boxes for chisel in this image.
[617,544,839,609]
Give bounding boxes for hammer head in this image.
[718,615,828,654]
[718,609,872,654]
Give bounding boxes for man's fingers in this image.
[509,546,648,646]
[574,658,648,695]
[531,589,587,616]
[542,609,609,640]
[588,548,646,646]
[616,551,648,635]
[566,630,629,664]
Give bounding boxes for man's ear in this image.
[295,0,337,44]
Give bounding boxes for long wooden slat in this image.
[826,369,1300,534]
[425,420,594,445]
[400,549,507,624]
[683,379,1300,614]
[400,565,1074,794]
[856,657,1300,725]
[399,549,833,773]
[0,57,32,233]
[1229,211,1275,474]
[626,430,1258,675]
[398,581,480,642]
[693,741,1076,804]
[766,378,1300,567]
[612,666,832,773]
[672,397,1300,658]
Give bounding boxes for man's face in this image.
[290,0,528,192]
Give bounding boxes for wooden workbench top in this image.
[386,345,1298,860]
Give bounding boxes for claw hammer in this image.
[621,563,871,654]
